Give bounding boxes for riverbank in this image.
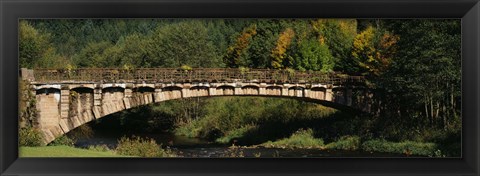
[19,145,129,157]
[18,128,447,157]
[249,129,442,157]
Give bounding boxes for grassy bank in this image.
[257,130,443,156]
[19,146,129,157]
[20,135,177,158]
[261,129,325,149]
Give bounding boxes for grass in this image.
[324,136,361,150]
[257,131,443,157]
[260,129,325,149]
[19,145,131,157]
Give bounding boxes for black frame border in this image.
[1,0,479,175]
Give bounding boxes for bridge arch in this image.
[133,86,155,93]
[35,84,61,90]
[36,87,61,95]
[68,84,95,90]
[134,84,155,89]
[265,86,282,96]
[188,86,209,97]
[242,85,259,95]
[309,87,327,100]
[287,86,305,97]
[215,85,235,96]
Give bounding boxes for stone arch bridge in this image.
[20,68,371,144]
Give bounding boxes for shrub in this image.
[286,68,295,77]
[239,67,249,75]
[180,65,192,71]
[116,136,174,157]
[261,128,324,148]
[19,80,38,128]
[325,136,361,150]
[19,127,44,147]
[49,135,75,146]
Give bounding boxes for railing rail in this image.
[31,68,365,84]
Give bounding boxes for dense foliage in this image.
[116,136,174,157]
[19,80,44,147]
[48,135,75,146]
[19,127,44,147]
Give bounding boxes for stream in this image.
[74,131,409,157]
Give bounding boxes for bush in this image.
[116,136,174,157]
[19,127,44,147]
[49,135,75,146]
[261,128,324,149]
[325,136,361,150]
[180,65,192,71]
[361,139,438,156]
[239,67,249,75]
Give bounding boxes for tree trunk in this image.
[442,102,447,130]
[430,96,434,127]
[425,97,430,124]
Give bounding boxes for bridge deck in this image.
[25,68,365,85]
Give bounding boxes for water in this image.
[74,131,408,157]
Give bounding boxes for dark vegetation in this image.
[115,136,175,157]
[19,19,461,156]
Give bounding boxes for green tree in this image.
[147,20,222,68]
[294,38,334,72]
[311,19,358,73]
[19,20,68,68]
[206,20,237,64]
[93,34,150,68]
[246,19,289,68]
[73,41,113,67]
[382,19,461,130]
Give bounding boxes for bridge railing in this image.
[31,68,365,84]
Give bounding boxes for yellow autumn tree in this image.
[224,25,257,68]
[271,28,295,69]
[352,26,399,76]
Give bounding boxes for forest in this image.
[19,19,461,157]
